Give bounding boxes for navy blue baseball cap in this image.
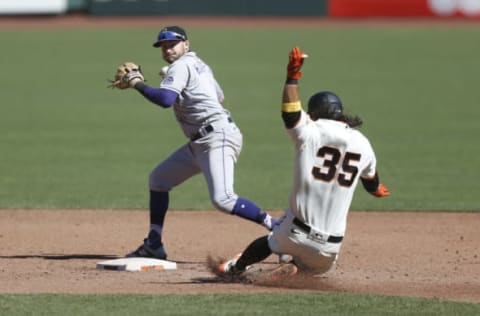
[153,26,188,47]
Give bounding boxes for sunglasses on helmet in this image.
[158,31,186,42]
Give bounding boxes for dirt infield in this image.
[0,209,479,302]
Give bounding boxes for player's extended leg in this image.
[236,236,272,270]
[218,235,298,278]
[196,139,276,230]
[127,144,201,259]
[217,235,272,274]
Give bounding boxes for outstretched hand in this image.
[287,46,308,80]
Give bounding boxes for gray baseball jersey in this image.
[159,52,230,138]
[149,51,242,213]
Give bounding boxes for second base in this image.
[96,257,177,272]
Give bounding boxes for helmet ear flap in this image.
[328,105,343,120]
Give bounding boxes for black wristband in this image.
[134,81,148,93]
[361,173,380,193]
[285,78,298,85]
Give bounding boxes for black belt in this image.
[191,117,233,142]
[293,217,343,243]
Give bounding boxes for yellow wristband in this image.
[281,101,301,113]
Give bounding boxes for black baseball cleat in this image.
[126,240,167,260]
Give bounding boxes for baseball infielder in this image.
[217,46,390,277]
[113,26,277,259]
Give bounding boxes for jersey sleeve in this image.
[159,60,189,94]
[360,141,377,179]
[213,78,224,103]
[286,110,314,145]
[140,86,178,108]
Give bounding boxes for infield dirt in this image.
[0,209,478,303]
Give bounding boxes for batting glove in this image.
[372,183,390,198]
[287,46,307,80]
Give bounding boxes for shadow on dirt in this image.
[0,254,119,260]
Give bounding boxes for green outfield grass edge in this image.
[1,292,479,316]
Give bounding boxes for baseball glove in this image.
[108,62,144,89]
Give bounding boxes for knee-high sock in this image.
[236,235,272,270]
[148,190,169,247]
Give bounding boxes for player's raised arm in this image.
[282,46,308,128]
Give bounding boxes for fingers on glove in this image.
[107,77,127,89]
[107,79,119,89]
[373,183,390,198]
[122,62,139,72]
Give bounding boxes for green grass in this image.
[1,26,479,211]
[1,293,479,316]
[1,22,479,316]
[2,25,479,211]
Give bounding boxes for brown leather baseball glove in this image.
[108,62,144,89]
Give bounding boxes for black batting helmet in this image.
[307,91,343,121]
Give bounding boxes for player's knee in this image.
[150,166,180,191]
[149,174,171,192]
[211,194,237,213]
